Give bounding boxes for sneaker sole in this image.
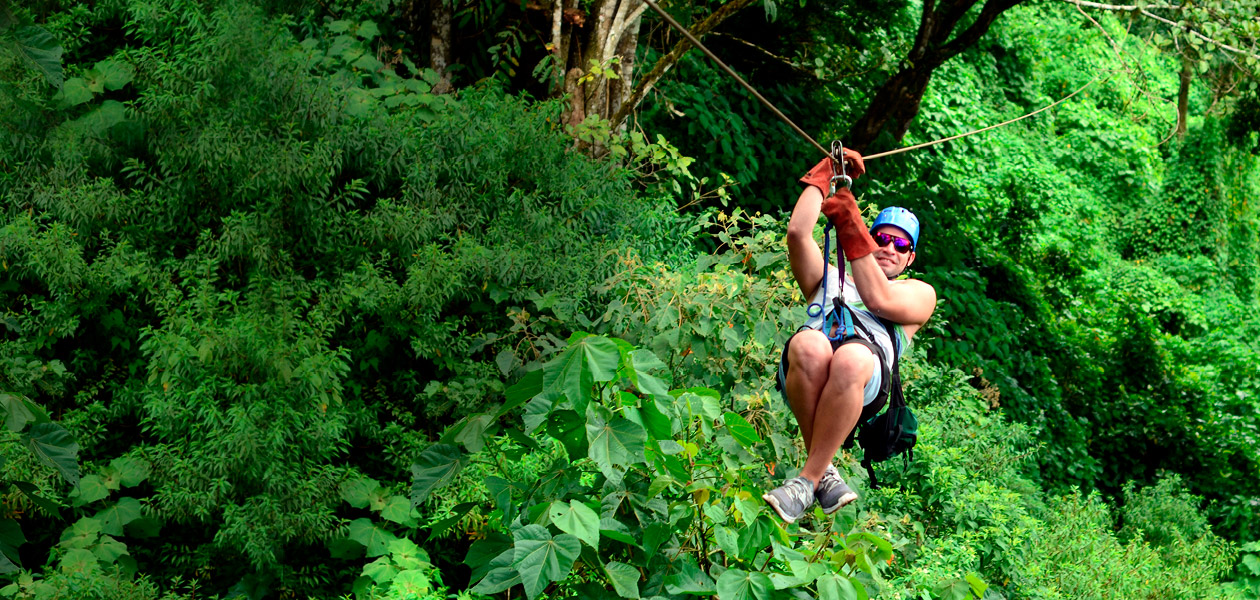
[762,492,802,524]
[818,491,858,515]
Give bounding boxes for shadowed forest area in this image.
[2,0,1260,598]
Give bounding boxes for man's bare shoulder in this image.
[889,277,937,321]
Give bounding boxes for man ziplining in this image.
[762,149,937,523]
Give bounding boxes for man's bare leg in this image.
[782,330,834,454]
[799,344,873,486]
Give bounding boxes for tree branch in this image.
[607,0,757,131]
[1059,0,1260,61]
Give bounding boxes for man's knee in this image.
[786,331,832,376]
[828,344,875,385]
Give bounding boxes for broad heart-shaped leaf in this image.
[362,556,398,585]
[0,518,25,573]
[586,411,646,485]
[0,392,36,432]
[605,561,641,599]
[53,77,92,108]
[94,497,143,536]
[380,496,418,526]
[716,568,773,600]
[466,531,513,583]
[347,518,398,557]
[13,26,64,88]
[340,477,382,509]
[723,412,763,448]
[548,500,599,548]
[664,555,715,595]
[23,422,79,486]
[58,548,99,575]
[624,348,670,397]
[817,574,859,600]
[70,474,108,507]
[410,443,467,505]
[86,59,134,92]
[440,413,494,453]
[102,456,150,489]
[736,516,774,560]
[543,334,619,413]
[932,577,974,600]
[503,369,544,415]
[546,409,587,461]
[471,547,520,595]
[511,524,581,600]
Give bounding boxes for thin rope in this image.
[642,0,1105,162]
[864,74,1109,159]
[642,0,829,158]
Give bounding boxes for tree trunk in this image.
[1177,54,1192,137]
[429,0,453,94]
[847,0,1026,152]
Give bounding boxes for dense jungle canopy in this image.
[2,0,1260,598]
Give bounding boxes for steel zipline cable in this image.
[641,0,1105,162]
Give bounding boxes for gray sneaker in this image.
[762,476,816,524]
[816,464,858,514]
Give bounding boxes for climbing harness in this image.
[640,0,1106,163]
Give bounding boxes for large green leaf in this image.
[586,411,646,484]
[84,59,133,92]
[625,349,670,396]
[23,422,79,486]
[348,518,398,557]
[511,524,581,600]
[451,413,494,453]
[0,518,24,573]
[736,516,773,560]
[817,574,859,600]
[548,500,600,548]
[95,497,143,536]
[503,369,544,413]
[379,496,418,526]
[471,548,520,595]
[723,412,763,448]
[546,409,588,460]
[100,456,150,489]
[605,561,641,599]
[716,568,773,600]
[543,334,619,413]
[13,26,63,88]
[339,477,382,509]
[0,393,37,432]
[664,556,716,595]
[409,443,467,505]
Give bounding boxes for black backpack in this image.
[855,319,918,489]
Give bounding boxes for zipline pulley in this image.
[828,140,852,196]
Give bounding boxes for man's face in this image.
[871,225,916,279]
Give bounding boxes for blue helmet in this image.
[870,207,920,250]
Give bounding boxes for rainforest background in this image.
[2,0,1260,598]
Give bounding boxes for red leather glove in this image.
[799,149,873,260]
[798,149,866,196]
[821,188,876,260]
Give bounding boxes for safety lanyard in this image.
[807,223,854,342]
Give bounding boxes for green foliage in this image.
[423,332,898,600]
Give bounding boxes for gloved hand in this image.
[798,148,866,197]
[821,187,876,260]
[839,147,865,180]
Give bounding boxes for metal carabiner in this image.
[829,140,851,196]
